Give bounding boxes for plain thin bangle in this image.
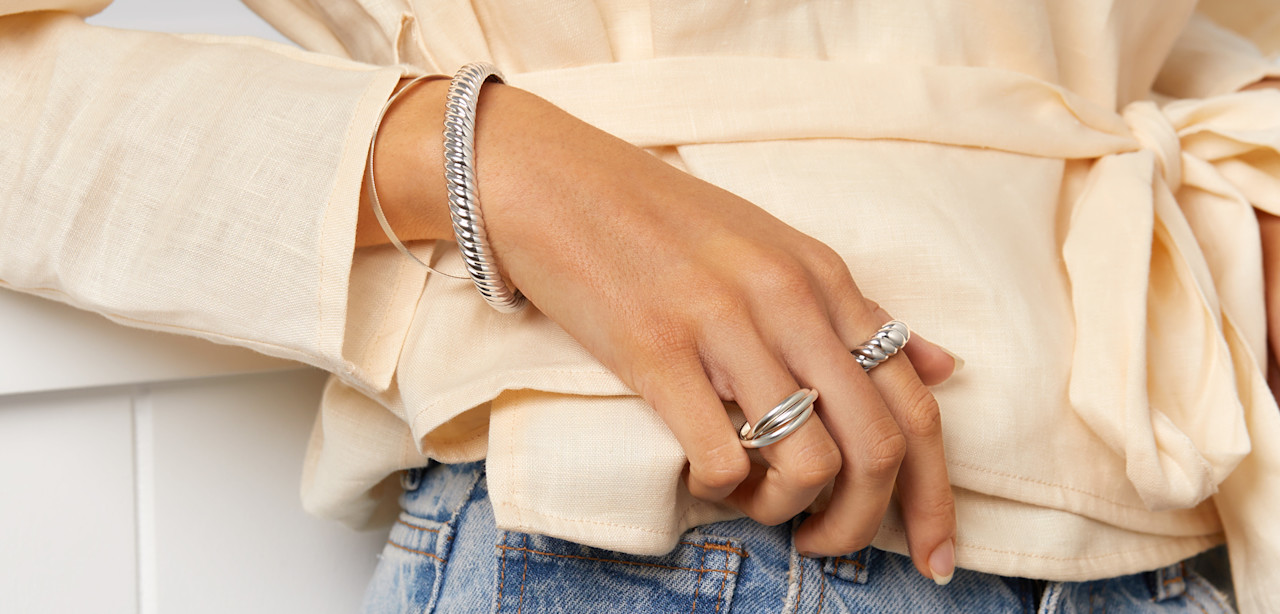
[443,62,528,313]
[366,74,452,272]
[360,71,471,280]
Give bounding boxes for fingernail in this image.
[938,347,966,374]
[929,539,955,586]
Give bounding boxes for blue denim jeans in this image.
[363,462,1235,613]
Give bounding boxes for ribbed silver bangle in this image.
[444,62,528,313]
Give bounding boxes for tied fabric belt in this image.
[507,56,1280,513]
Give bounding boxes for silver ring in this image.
[738,388,819,449]
[853,320,910,371]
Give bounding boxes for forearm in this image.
[355,77,570,249]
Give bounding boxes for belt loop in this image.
[398,461,485,524]
[1150,561,1188,602]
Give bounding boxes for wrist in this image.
[356,77,453,248]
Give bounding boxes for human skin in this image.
[1249,80,1280,392]
[356,77,960,582]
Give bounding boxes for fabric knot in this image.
[1122,100,1184,192]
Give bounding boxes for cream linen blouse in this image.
[3,0,1280,610]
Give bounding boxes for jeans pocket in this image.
[493,531,746,613]
[362,512,457,614]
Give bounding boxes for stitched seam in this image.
[691,546,706,614]
[385,540,443,562]
[793,559,804,614]
[518,534,528,614]
[879,526,1221,562]
[816,559,827,614]
[396,519,455,540]
[834,556,865,570]
[715,550,728,613]
[1188,574,1232,612]
[949,459,1155,511]
[1184,585,1210,614]
[497,533,508,611]
[493,545,739,575]
[681,541,749,558]
[501,399,524,534]
[397,519,439,533]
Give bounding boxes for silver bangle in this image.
[444,62,528,313]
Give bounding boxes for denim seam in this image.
[682,541,749,559]
[1039,582,1064,614]
[397,518,456,539]
[1183,585,1211,614]
[691,547,707,613]
[518,534,529,614]
[1187,573,1232,613]
[715,550,729,613]
[816,561,828,614]
[793,559,805,614]
[493,544,740,574]
[384,540,444,563]
[497,532,509,612]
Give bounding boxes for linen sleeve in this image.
[0,7,430,394]
[1155,1,1280,99]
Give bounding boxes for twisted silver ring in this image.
[738,388,819,449]
[853,320,910,371]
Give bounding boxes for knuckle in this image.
[860,420,907,479]
[785,439,843,489]
[749,253,814,296]
[692,441,750,492]
[825,529,877,556]
[898,385,943,440]
[807,242,853,285]
[751,508,797,527]
[916,491,957,528]
[693,284,752,325]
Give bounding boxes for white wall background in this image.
[86,0,292,44]
[1,4,388,613]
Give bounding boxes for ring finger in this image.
[701,329,844,526]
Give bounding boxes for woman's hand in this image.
[362,79,960,582]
